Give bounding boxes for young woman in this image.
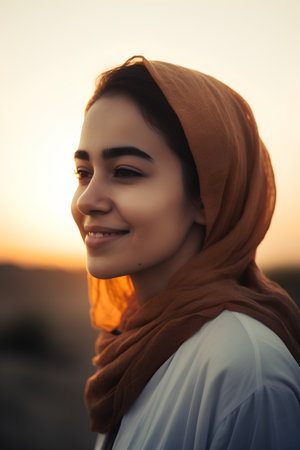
[71,56,300,449]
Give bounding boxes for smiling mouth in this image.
[85,230,129,249]
[88,231,129,237]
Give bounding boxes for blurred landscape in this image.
[0,265,98,450]
[0,264,299,450]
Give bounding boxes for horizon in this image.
[1,0,299,270]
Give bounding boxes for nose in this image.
[76,176,113,215]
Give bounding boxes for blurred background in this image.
[0,0,299,449]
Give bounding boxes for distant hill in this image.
[0,264,88,310]
[0,264,93,334]
[265,267,300,308]
[0,263,97,361]
[0,263,299,312]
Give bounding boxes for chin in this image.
[86,259,126,280]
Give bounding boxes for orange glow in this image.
[88,275,134,331]
[0,245,85,270]
[1,0,299,271]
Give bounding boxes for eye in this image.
[74,168,92,181]
[114,167,143,178]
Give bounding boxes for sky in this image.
[0,0,299,270]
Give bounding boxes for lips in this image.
[88,231,128,237]
[84,227,129,249]
[84,225,129,234]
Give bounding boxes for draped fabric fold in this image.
[85,56,300,433]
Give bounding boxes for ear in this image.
[193,199,206,226]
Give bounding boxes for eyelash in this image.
[73,168,91,180]
[73,167,142,181]
[114,167,142,178]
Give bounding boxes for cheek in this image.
[121,183,192,245]
[71,190,83,232]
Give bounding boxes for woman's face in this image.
[71,95,205,296]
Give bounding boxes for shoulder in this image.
[108,311,300,450]
[176,309,299,378]
[168,310,300,415]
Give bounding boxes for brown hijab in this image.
[84,56,300,433]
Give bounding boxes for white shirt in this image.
[95,310,300,449]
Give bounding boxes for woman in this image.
[71,56,300,449]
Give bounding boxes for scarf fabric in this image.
[84,56,300,433]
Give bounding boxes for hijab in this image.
[84,56,300,433]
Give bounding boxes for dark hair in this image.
[86,63,200,199]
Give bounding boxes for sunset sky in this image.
[1,0,299,270]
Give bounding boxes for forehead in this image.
[81,95,148,142]
[79,95,179,166]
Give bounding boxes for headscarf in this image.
[84,56,300,433]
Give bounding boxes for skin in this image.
[71,95,205,304]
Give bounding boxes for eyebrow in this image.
[74,149,90,160]
[74,146,154,163]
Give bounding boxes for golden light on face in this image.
[71,96,205,300]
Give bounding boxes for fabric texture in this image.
[94,311,300,449]
[85,56,300,433]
